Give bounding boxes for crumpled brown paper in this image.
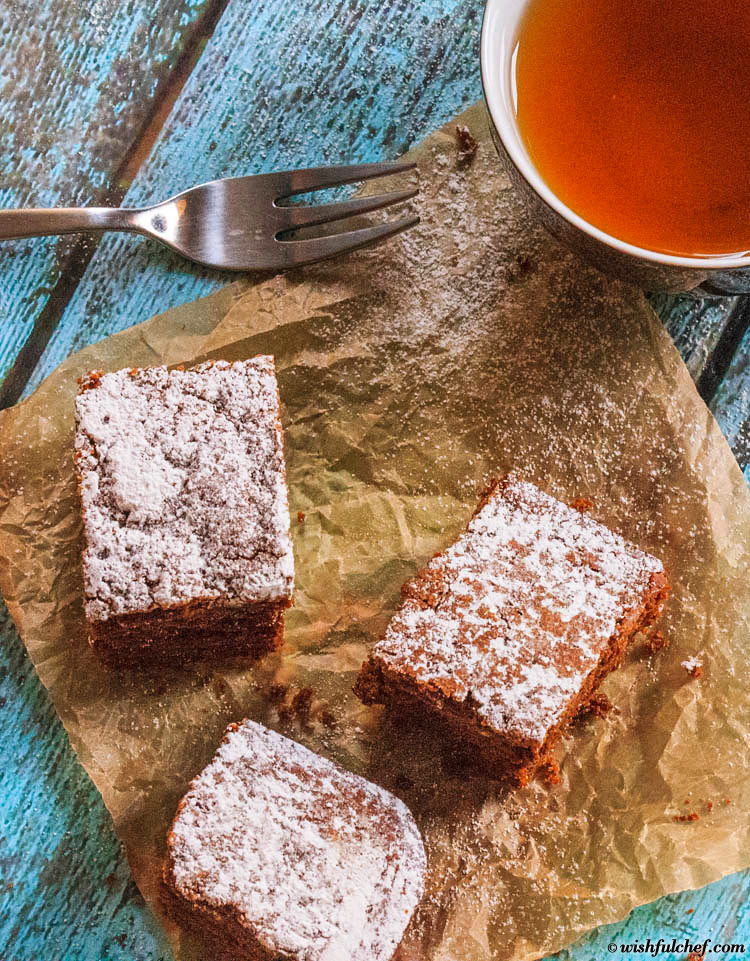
[1,102,750,961]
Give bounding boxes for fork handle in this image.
[0,207,136,240]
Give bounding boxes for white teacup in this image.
[480,0,750,295]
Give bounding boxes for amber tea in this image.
[514,0,750,257]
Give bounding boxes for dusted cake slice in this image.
[74,358,294,666]
[162,719,426,961]
[356,475,670,784]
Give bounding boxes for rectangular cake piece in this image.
[74,358,294,666]
[356,475,670,784]
[162,719,426,961]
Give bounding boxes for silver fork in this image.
[0,162,419,271]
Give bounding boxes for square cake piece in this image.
[162,719,426,961]
[74,358,294,666]
[356,475,670,784]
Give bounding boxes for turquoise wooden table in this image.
[1,1,749,958]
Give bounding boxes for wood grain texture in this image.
[0,610,171,960]
[0,0,214,956]
[562,870,750,960]
[650,293,738,384]
[1,0,750,958]
[712,322,750,482]
[0,0,212,388]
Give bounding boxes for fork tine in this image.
[272,161,417,199]
[278,186,419,232]
[278,214,419,266]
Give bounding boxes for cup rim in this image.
[480,0,750,272]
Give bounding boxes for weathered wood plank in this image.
[0,0,224,956]
[711,320,750,482]
[0,0,215,389]
[649,293,738,385]
[27,0,487,390]
[563,869,750,959]
[0,610,171,959]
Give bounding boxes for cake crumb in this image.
[456,124,479,166]
[320,707,337,728]
[517,766,531,788]
[277,700,295,723]
[682,657,703,679]
[570,497,594,513]
[273,683,336,729]
[291,687,314,722]
[578,692,614,720]
[267,682,289,705]
[645,629,669,654]
[673,812,699,822]
[78,370,103,391]
[538,758,561,785]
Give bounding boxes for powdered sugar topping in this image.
[168,720,426,961]
[375,476,665,743]
[75,359,294,620]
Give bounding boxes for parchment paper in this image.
[1,103,750,961]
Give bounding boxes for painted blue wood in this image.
[650,292,737,383]
[1,0,750,958]
[712,324,750,483]
[0,0,211,385]
[0,611,171,960]
[561,870,750,961]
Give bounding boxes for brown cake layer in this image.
[161,720,426,961]
[356,475,671,784]
[161,877,272,961]
[89,598,289,668]
[74,359,294,667]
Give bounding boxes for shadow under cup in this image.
[480,0,750,296]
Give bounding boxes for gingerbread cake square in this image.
[356,475,670,784]
[162,719,426,961]
[74,358,294,666]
